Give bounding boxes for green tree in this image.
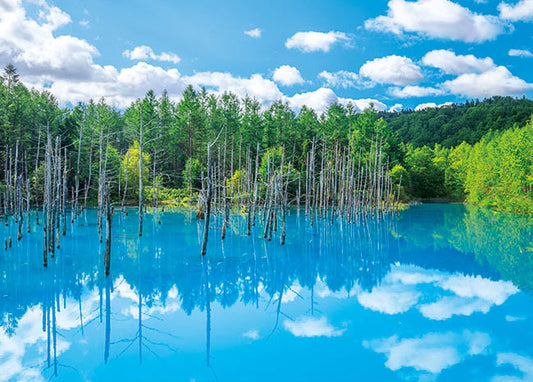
[403,145,445,198]
[350,107,399,164]
[121,141,151,200]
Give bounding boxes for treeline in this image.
[0,65,531,214]
[395,121,533,214]
[381,96,533,147]
[0,65,400,202]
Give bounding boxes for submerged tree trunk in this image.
[104,189,113,275]
[201,142,213,255]
[35,127,41,225]
[84,132,94,209]
[138,107,144,237]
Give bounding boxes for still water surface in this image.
[1,204,533,381]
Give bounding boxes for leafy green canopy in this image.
[381,97,533,147]
[1,65,532,213]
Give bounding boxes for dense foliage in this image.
[396,120,533,214]
[0,65,532,214]
[381,96,533,148]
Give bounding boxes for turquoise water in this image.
[1,204,533,382]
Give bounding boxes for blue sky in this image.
[1,0,533,111]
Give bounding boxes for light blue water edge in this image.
[1,204,533,382]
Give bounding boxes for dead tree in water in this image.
[54,138,61,250]
[281,161,289,245]
[121,150,130,211]
[197,136,397,247]
[152,151,158,209]
[42,136,52,266]
[62,148,67,236]
[74,116,84,220]
[221,183,228,240]
[200,141,213,255]
[251,142,260,228]
[138,107,144,236]
[26,178,30,233]
[83,131,94,209]
[17,175,23,241]
[97,122,104,243]
[104,187,114,275]
[200,127,224,255]
[35,127,41,225]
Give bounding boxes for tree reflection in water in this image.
[0,205,530,381]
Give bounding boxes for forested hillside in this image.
[0,65,532,214]
[381,97,533,147]
[397,121,533,214]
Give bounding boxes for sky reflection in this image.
[0,204,532,381]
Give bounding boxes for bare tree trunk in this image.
[121,150,130,211]
[54,139,61,249]
[221,182,228,240]
[17,176,23,240]
[200,142,213,255]
[74,119,83,220]
[62,148,67,236]
[43,136,52,266]
[26,178,30,233]
[152,151,156,209]
[35,127,41,225]
[252,142,260,226]
[138,107,144,237]
[84,132,94,209]
[104,188,113,275]
[97,124,105,243]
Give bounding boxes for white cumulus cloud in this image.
[0,0,101,81]
[186,71,283,106]
[389,85,444,98]
[509,48,533,57]
[272,65,305,86]
[340,97,387,112]
[244,28,262,38]
[0,0,188,107]
[494,352,533,382]
[422,50,495,75]
[318,70,359,88]
[42,62,184,108]
[499,0,533,21]
[443,66,533,98]
[122,45,181,64]
[287,88,387,114]
[389,103,403,112]
[414,102,438,111]
[365,0,506,43]
[285,31,351,53]
[288,87,339,113]
[360,55,423,86]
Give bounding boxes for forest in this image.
[1,64,532,215]
[382,96,533,147]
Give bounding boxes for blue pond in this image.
[1,204,533,381]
